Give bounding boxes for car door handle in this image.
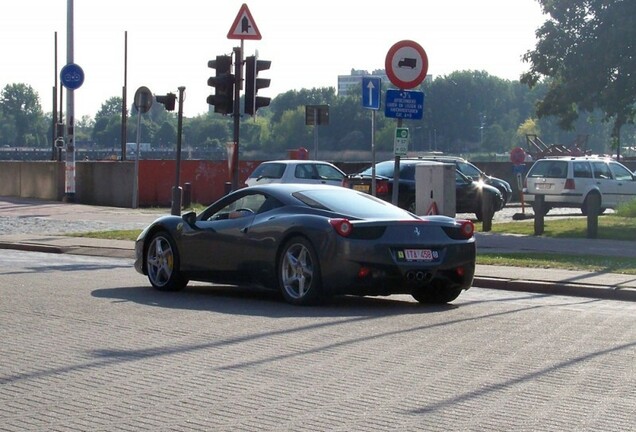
[240,226,249,233]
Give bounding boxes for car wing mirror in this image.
[182,211,197,226]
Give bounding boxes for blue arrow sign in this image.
[361,77,381,110]
[384,89,424,119]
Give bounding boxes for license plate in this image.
[536,183,553,190]
[403,249,436,261]
[353,184,370,192]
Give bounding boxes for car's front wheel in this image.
[278,236,322,305]
[146,231,188,291]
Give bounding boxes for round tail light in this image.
[329,218,353,237]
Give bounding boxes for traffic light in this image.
[155,93,176,111]
[244,55,271,115]
[207,55,234,114]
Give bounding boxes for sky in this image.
[0,0,547,120]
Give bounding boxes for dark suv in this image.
[342,158,504,220]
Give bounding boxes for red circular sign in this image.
[385,40,429,89]
[510,146,526,165]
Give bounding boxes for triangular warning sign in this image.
[426,201,439,215]
[227,4,262,40]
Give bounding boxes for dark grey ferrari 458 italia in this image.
[134,184,476,305]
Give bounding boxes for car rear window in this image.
[293,189,414,219]
[527,160,568,178]
[249,163,285,180]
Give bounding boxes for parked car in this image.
[410,154,513,205]
[342,159,504,220]
[244,160,345,187]
[523,156,636,215]
[134,184,476,305]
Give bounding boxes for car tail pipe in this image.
[406,270,433,283]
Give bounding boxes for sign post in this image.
[362,77,381,195]
[384,40,428,206]
[132,86,153,209]
[60,62,84,203]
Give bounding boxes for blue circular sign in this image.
[60,63,85,90]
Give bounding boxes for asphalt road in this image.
[1,250,635,431]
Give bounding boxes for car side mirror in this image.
[182,211,196,226]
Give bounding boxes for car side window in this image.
[591,162,612,180]
[573,161,592,178]
[609,162,634,181]
[315,164,343,181]
[256,196,283,214]
[205,193,267,221]
[295,165,314,180]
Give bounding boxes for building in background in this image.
[337,69,432,96]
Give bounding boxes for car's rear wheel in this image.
[412,281,462,304]
[146,231,188,291]
[581,193,605,215]
[278,236,322,305]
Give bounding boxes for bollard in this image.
[533,194,545,235]
[182,182,192,209]
[171,186,182,216]
[481,194,493,232]
[224,182,232,195]
[586,193,600,239]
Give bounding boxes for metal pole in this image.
[371,109,376,196]
[171,87,186,216]
[121,31,128,160]
[51,32,57,160]
[314,107,319,159]
[64,0,76,202]
[391,118,403,206]
[231,45,242,191]
[132,112,141,209]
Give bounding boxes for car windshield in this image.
[293,189,415,219]
[457,161,482,179]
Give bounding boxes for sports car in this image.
[134,184,476,305]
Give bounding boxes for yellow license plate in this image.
[353,184,370,192]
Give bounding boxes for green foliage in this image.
[0,83,46,147]
[487,216,636,240]
[477,252,636,275]
[521,0,636,150]
[615,200,636,218]
[4,53,636,155]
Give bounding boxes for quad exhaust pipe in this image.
[406,270,432,282]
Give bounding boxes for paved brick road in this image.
[1,251,634,431]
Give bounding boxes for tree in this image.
[95,97,122,123]
[521,0,636,157]
[0,83,46,147]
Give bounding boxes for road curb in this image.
[0,241,65,254]
[473,276,636,302]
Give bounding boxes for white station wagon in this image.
[523,156,636,214]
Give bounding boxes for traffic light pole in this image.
[171,87,185,216]
[231,45,242,191]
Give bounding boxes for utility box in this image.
[415,162,455,216]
